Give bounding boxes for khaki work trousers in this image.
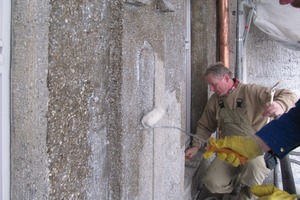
[203,155,270,200]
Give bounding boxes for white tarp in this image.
[253,0,300,50]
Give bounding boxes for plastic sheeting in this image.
[253,0,300,50]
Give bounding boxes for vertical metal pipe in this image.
[235,0,244,80]
[242,7,254,46]
[280,155,297,194]
[273,164,279,188]
[185,0,191,137]
[219,0,230,68]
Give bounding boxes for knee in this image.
[240,158,270,185]
[203,174,234,193]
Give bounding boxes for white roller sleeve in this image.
[141,107,166,128]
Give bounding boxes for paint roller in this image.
[141,107,166,128]
[141,108,208,143]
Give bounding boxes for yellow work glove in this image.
[203,136,263,167]
[251,185,299,200]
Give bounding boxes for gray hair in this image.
[204,62,233,78]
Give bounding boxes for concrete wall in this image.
[190,0,217,135]
[188,0,217,197]
[11,0,50,199]
[120,1,186,199]
[10,0,300,199]
[11,0,187,199]
[245,25,300,96]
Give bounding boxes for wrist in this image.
[253,135,270,153]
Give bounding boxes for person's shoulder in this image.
[242,82,264,87]
[207,93,218,101]
[241,83,268,91]
[206,93,219,106]
[237,83,269,97]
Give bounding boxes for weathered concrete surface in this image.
[191,0,217,135]
[10,0,50,199]
[120,1,186,199]
[11,0,187,200]
[188,1,217,197]
[47,0,124,199]
[246,25,300,96]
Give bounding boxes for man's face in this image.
[280,0,300,8]
[205,74,230,96]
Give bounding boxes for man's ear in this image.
[223,74,230,82]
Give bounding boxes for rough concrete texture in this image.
[191,0,217,134]
[46,0,124,199]
[188,1,218,198]
[11,0,187,200]
[246,25,300,96]
[120,1,186,199]
[10,0,50,199]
